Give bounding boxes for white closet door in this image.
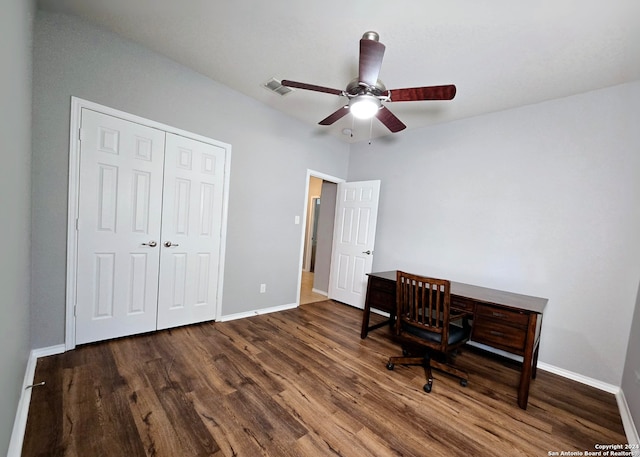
[156,133,226,330]
[76,109,165,345]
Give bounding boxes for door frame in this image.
[296,170,344,306]
[65,97,232,351]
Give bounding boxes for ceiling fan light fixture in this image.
[349,95,380,119]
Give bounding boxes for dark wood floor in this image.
[23,300,627,456]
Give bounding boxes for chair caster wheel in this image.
[460,379,468,387]
[423,383,432,393]
[386,362,394,370]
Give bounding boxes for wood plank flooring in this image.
[23,300,628,456]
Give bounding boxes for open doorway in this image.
[299,172,341,305]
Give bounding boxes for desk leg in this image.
[517,316,539,409]
[360,302,372,339]
[532,343,540,379]
[518,352,533,409]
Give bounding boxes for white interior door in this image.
[156,133,226,330]
[75,109,165,345]
[328,180,381,308]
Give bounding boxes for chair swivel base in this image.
[386,356,468,393]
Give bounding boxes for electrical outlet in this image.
[260,283,266,293]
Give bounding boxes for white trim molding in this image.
[7,345,65,457]
[295,169,345,307]
[219,302,298,322]
[537,361,620,393]
[538,362,639,447]
[616,389,640,453]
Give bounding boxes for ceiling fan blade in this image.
[359,39,386,87]
[319,106,350,125]
[386,85,457,102]
[281,80,343,96]
[376,106,406,133]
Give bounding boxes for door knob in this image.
[362,250,372,255]
[142,241,157,247]
[164,241,179,247]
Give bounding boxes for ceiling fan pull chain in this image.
[369,117,373,145]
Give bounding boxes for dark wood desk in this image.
[361,270,547,409]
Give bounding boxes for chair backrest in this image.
[395,271,452,351]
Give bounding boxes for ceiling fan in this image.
[282,31,456,133]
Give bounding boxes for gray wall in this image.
[622,281,640,436]
[31,11,349,348]
[0,0,34,453]
[348,81,640,387]
[313,180,338,294]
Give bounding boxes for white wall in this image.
[31,11,349,348]
[348,81,640,385]
[0,0,34,454]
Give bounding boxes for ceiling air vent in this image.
[263,78,293,96]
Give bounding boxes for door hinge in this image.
[78,128,86,142]
[73,305,77,317]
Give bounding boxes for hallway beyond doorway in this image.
[300,271,327,305]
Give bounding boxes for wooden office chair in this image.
[386,271,471,393]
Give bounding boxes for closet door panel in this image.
[75,109,165,344]
[156,133,226,329]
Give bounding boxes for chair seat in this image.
[403,321,470,345]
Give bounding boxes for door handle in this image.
[362,250,372,255]
[142,241,157,247]
[164,241,179,247]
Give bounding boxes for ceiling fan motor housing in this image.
[346,78,386,97]
[362,31,380,42]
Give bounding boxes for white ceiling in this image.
[37,0,640,143]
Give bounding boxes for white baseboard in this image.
[32,344,66,359]
[371,308,390,318]
[311,288,328,296]
[537,361,620,394]
[466,342,621,393]
[615,389,640,452]
[219,302,298,322]
[7,344,65,457]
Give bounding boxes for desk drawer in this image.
[370,277,395,294]
[451,296,475,313]
[368,289,395,312]
[475,304,529,328]
[367,278,396,312]
[472,318,527,352]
